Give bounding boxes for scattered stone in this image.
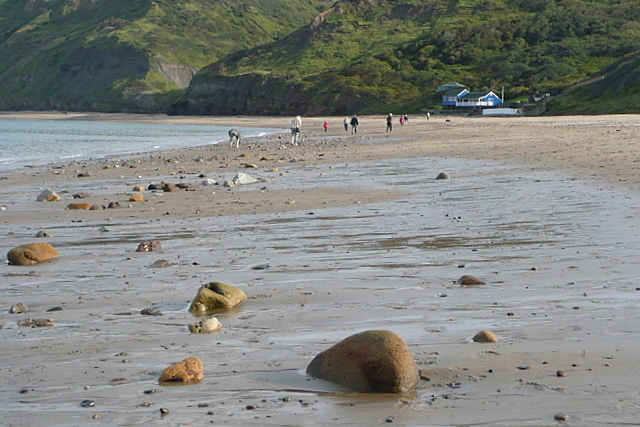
[163,183,180,192]
[65,202,93,210]
[223,180,235,188]
[149,259,175,268]
[90,204,106,210]
[132,185,146,192]
[188,281,247,313]
[98,226,109,232]
[129,193,144,202]
[140,308,163,316]
[80,399,95,408]
[554,413,569,421]
[188,316,222,334]
[9,302,28,314]
[77,173,91,178]
[457,275,488,286]
[46,306,63,312]
[108,201,121,209]
[201,179,217,186]
[251,263,270,270]
[136,240,162,252]
[34,230,53,238]
[159,357,204,384]
[232,173,259,185]
[72,192,91,199]
[556,370,567,377]
[159,408,170,416]
[7,243,59,265]
[17,318,54,327]
[472,330,499,343]
[435,172,450,180]
[36,189,61,202]
[306,330,420,393]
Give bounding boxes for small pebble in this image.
[159,408,169,416]
[554,413,569,421]
[556,370,567,377]
[143,389,157,394]
[92,414,100,419]
[80,399,95,408]
[385,416,397,423]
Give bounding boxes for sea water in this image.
[0,119,278,171]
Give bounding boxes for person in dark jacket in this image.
[350,115,359,134]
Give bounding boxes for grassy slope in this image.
[0,0,332,110]
[193,0,640,114]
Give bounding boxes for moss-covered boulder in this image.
[188,281,246,313]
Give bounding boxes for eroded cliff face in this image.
[169,73,314,116]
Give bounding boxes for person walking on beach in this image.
[343,117,349,132]
[426,111,430,120]
[290,115,302,145]
[322,120,329,133]
[228,129,241,148]
[399,115,405,127]
[350,115,359,134]
[386,113,393,132]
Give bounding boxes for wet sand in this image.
[1,112,640,425]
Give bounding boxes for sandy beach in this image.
[1,112,640,426]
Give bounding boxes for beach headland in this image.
[1,112,640,425]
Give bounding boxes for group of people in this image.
[292,115,360,145]
[386,113,410,132]
[229,112,421,148]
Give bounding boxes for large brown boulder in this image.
[188,281,247,313]
[306,330,420,393]
[7,243,59,265]
[159,357,204,384]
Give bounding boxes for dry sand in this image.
[1,112,640,425]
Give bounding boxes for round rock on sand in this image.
[457,275,488,286]
[189,281,247,313]
[188,316,222,334]
[136,240,162,252]
[65,202,93,210]
[435,172,450,180]
[129,193,144,202]
[159,357,204,384]
[473,330,499,343]
[7,243,59,265]
[306,330,420,393]
[36,189,61,202]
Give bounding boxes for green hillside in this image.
[173,0,640,115]
[0,0,332,111]
[2,0,640,114]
